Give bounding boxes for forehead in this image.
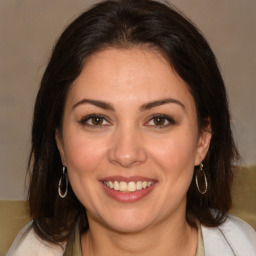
[66,47,195,112]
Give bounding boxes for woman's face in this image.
[56,47,211,233]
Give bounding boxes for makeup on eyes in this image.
[79,114,112,127]
[78,113,177,129]
[145,113,176,128]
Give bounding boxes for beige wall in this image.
[1,0,255,200]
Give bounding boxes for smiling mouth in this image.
[103,180,154,192]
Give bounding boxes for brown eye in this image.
[80,114,109,126]
[146,114,175,128]
[153,117,166,126]
[91,116,104,125]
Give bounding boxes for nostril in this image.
[108,147,148,167]
[107,130,148,167]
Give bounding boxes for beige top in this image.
[63,221,205,256]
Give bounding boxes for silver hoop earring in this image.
[195,163,208,195]
[58,166,68,198]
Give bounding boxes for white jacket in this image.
[202,214,256,255]
[6,214,256,256]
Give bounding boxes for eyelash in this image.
[79,114,176,128]
[145,114,176,128]
[79,114,111,127]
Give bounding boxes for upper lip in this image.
[100,176,157,182]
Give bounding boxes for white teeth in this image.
[113,181,119,190]
[104,180,154,192]
[109,181,114,189]
[119,181,127,192]
[136,181,143,190]
[147,181,153,187]
[128,182,136,192]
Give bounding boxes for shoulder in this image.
[201,214,256,256]
[6,221,66,256]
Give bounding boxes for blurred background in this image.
[1,0,255,200]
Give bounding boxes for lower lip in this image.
[101,182,156,202]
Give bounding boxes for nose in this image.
[108,126,147,168]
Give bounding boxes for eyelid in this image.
[79,114,112,126]
[145,114,176,127]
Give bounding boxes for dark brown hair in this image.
[28,0,239,243]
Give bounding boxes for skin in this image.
[56,47,211,255]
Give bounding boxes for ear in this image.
[194,125,212,166]
[55,129,66,166]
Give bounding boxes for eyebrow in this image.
[139,98,185,111]
[72,98,185,112]
[72,99,115,111]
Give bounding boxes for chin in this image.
[99,209,154,234]
[107,220,151,234]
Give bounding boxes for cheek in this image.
[148,129,198,176]
[63,133,107,178]
[62,133,108,207]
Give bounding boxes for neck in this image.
[81,211,198,256]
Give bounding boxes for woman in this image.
[7,0,256,255]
